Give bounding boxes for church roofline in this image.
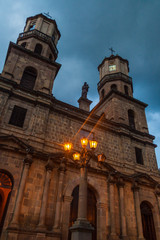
[98,55,129,72]
[25,13,61,39]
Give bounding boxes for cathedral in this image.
[0,13,160,240]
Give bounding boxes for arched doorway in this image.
[0,171,13,235]
[68,185,97,240]
[140,201,156,240]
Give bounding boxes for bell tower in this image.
[1,13,61,95]
[95,54,149,134]
[97,54,133,100]
[17,13,60,60]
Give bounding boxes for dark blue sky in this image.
[0,0,160,165]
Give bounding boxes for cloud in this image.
[54,55,99,106]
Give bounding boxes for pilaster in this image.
[9,153,33,229]
[36,157,53,231]
[117,178,127,240]
[132,182,145,240]
[108,176,120,240]
[53,159,66,231]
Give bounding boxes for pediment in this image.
[100,161,117,173]
[0,134,33,153]
[133,173,158,186]
[89,156,118,174]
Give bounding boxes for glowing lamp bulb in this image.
[73,152,81,161]
[81,138,88,148]
[89,140,98,149]
[64,142,72,152]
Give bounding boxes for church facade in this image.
[0,13,160,240]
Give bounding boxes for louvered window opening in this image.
[20,67,37,90]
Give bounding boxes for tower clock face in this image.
[109,65,116,71]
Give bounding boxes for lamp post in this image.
[64,137,105,240]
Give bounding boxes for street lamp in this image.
[64,137,105,240]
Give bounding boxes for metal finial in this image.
[109,47,115,55]
[43,12,52,19]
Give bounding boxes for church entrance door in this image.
[68,185,97,240]
[140,201,156,240]
[0,171,13,235]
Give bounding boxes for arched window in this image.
[20,67,37,90]
[29,24,35,31]
[101,89,105,99]
[128,109,135,129]
[111,84,117,90]
[21,42,26,48]
[68,186,97,240]
[140,201,156,240]
[0,171,13,235]
[124,85,129,95]
[34,44,42,55]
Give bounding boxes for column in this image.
[117,179,127,240]
[70,166,93,240]
[132,183,144,240]
[35,17,43,31]
[10,153,33,228]
[37,162,53,230]
[62,196,73,240]
[97,202,107,240]
[53,160,66,230]
[24,19,31,31]
[77,166,87,220]
[155,187,160,214]
[109,176,119,240]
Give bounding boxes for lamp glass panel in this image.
[81,138,88,148]
[73,153,81,161]
[89,140,98,149]
[64,143,72,151]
